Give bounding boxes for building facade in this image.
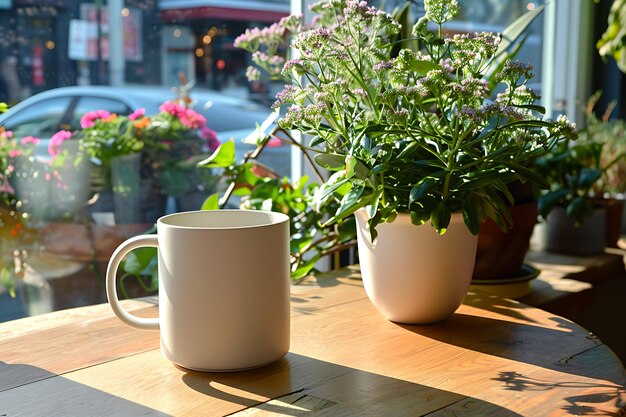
[0,0,289,104]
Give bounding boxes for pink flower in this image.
[267,137,283,148]
[48,130,72,157]
[45,172,51,181]
[129,108,145,121]
[159,101,207,129]
[200,127,220,152]
[179,108,207,129]
[0,175,14,194]
[8,149,22,158]
[4,130,13,138]
[159,102,186,117]
[20,136,41,145]
[200,126,217,141]
[80,110,111,128]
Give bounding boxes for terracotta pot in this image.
[355,210,478,324]
[473,201,538,280]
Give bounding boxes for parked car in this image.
[0,85,290,177]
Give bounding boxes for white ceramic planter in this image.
[355,210,478,324]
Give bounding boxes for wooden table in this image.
[1,267,625,416]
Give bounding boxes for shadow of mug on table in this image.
[105,209,291,372]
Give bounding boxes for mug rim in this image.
[157,209,290,230]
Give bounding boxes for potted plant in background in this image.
[76,109,146,224]
[138,101,220,213]
[235,0,576,324]
[578,91,626,247]
[77,98,220,224]
[470,176,541,299]
[533,137,622,255]
[534,92,626,255]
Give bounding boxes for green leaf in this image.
[481,198,507,232]
[201,193,220,210]
[537,189,569,218]
[430,203,451,235]
[496,5,544,56]
[291,254,322,280]
[327,185,366,224]
[516,104,546,114]
[565,196,593,224]
[314,153,345,171]
[372,164,389,175]
[409,59,440,74]
[462,195,481,235]
[345,154,357,178]
[122,247,158,275]
[578,168,602,189]
[309,135,326,147]
[410,198,434,226]
[197,140,236,168]
[409,177,435,205]
[353,158,370,180]
[397,141,419,159]
[458,170,506,191]
[504,162,550,189]
[313,176,349,209]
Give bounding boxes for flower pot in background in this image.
[601,197,624,247]
[473,201,538,280]
[110,154,141,224]
[12,141,90,223]
[88,154,167,225]
[533,205,607,255]
[355,210,478,324]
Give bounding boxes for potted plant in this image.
[76,99,220,224]
[537,93,626,255]
[578,92,626,247]
[471,177,541,299]
[235,0,576,323]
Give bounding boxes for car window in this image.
[69,96,133,131]
[1,97,72,139]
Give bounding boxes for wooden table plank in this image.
[0,271,624,416]
[0,298,160,393]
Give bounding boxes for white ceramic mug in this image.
[105,210,291,372]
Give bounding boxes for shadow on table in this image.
[492,370,626,416]
[0,361,168,416]
[181,352,523,416]
[397,312,626,386]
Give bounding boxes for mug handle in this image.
[106,234,160,331]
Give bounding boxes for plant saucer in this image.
[470,263,540,299]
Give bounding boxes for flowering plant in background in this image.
[75,99,219,200]
[236,0,577,239]
[0,127,17,199]
[77,109,144,171]
[132,101,220,198]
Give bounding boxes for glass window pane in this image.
[2,97,71,139]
